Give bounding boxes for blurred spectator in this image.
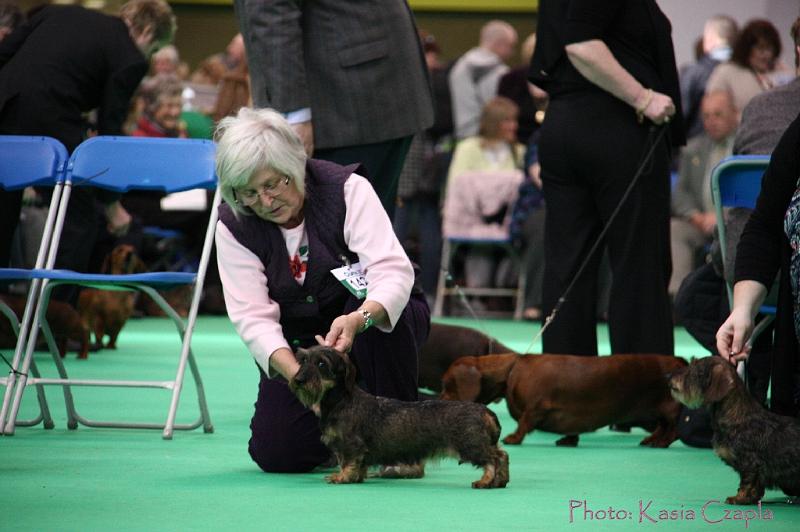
[0,1,22,42]
[735,17,800,156]
[394,30,452,302]
[150,44,189,79]
[211,62,250,123]
[190,33,246,86]
[442,97,524,290]
[132,74,186,138]
[118,74,223,314]
[497,32,543,145]
[680,15,738,139]
[0,0,175,289]
[449,20,517,140]
[706,19,782,111]
[670,90,738,297]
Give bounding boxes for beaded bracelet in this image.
[635,88,653,124]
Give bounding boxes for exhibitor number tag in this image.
[331,262,367,299]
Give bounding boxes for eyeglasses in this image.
[234,175,291,206]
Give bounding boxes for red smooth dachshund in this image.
[441,353,687,447]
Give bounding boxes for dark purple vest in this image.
[219,159,365,349]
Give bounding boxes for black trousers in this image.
[315,136,413,221]
[538,92,674,356]
[247,292,430,473]
[0,190,23,271]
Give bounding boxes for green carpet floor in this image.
[2,316,798,531]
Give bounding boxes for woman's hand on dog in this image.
[316,312,362,353]
[716,280,769,365]
[716,306,753,365]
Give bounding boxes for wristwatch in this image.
[358,308,373,332]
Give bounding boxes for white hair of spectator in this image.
[215,107,308,216]
[153,44,179,66]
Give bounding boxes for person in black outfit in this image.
[529,0,685,356]
[0,0,175,283]
[717,112,800,417]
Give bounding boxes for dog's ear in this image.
[294,348,307,362]
[338,350,357,392]
[101,253,111,274]
[442,363,482,402]
[126,251,147,274]
[705,360,736,403]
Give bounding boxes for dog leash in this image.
[0,352,27,377]
[522,124,670,354]
[445,275,498,353]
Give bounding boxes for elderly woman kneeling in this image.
[214,108,430,473]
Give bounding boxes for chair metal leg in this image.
[433,239,451,317]
[36,285,79,429]
[0,278,47,435]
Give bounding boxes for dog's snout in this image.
[293,371,308,386]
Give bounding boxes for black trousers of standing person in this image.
[247,292,430,473]
[315,136,413,221]
[0,190,23,272]
[538,92,674,356]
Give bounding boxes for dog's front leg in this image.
[326,458,366,484]
[502,409,538,445]
[726,471,764,505]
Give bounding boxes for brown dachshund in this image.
[441,353,687,447]
[78,244,146,351]
[418,322,514,395]
[0,294,89,359]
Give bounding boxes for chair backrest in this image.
[711,155,771,262]
[711,155,771,210]
[0,136,68,189]
[710,154,773,310]
[66,136,217,193]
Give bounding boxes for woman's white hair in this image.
[214,107,307,216]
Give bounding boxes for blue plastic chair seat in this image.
[0,268,195,289]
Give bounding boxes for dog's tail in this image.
[483,407,502,445]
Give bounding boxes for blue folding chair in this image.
[0,135,69,431]
[710,155,773,379]
[1,136,219,439]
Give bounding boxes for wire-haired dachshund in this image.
[442,353,686,447]
[289,345,509,488]
[670,356,800,504]
[77,244,146,351]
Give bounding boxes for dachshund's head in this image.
[102,244,147,275]
[669,356,738,409]
[289,345,356,411]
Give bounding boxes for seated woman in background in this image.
[706,19,784,112]
[442,96,525,290]
[214,108,430,473]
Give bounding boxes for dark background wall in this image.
[169,5,537,69]
[15,2,537,70]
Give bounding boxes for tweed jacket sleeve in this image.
[234,0,433,149]
[234,0,310,112]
